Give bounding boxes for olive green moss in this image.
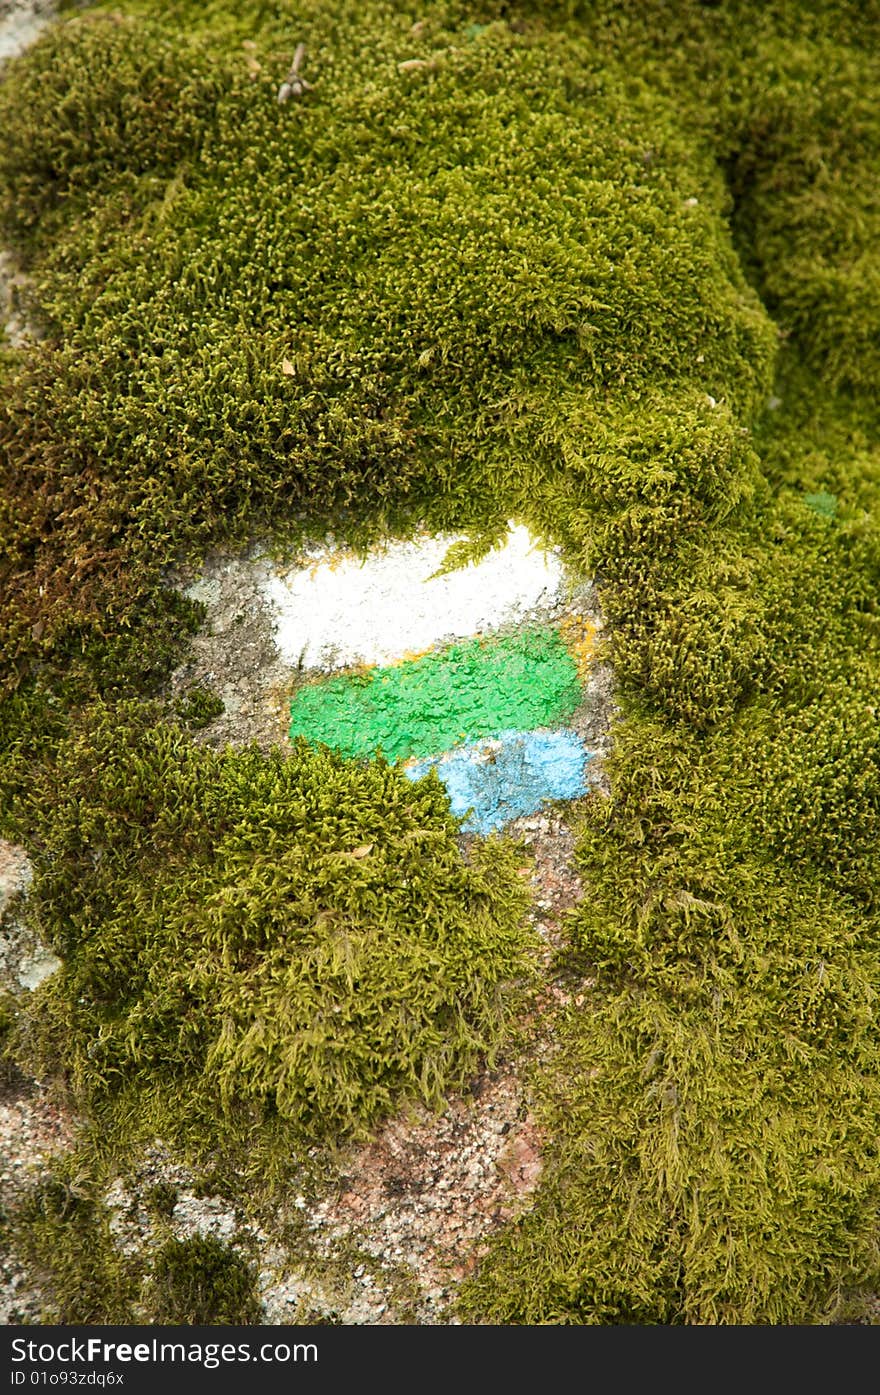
[147,1236,262,1324]
[2,0,880,1325]
[144,1181,179,1220]
[0,992,24,1094]
[459,721,880,1323]
[461,0,880,1325]
[0,0,772,697]
[16,1172,139,1324]
[172,684,226,730]
[9,702,532,1152]
[11,1161,261,1323]
[0,587,205,807]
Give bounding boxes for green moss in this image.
[0,993,22,1093]
[461,717,880,1323]
[143,1181,178,1219]
[0,12,223,252]
[2,0,880,1327]
[173,685,225,730]
[146,1236,261,1325]
[13,703,533,1153]
[0,587,205,842]
[459,0,880,1325]
[10,1162,261,1324]
[16,1172,138,1324]
[0,0,772,702]
[804,491,838,518]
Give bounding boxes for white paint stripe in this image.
[263,524,565,671]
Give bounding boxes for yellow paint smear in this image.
[560,613,597,681]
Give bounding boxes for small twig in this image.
[278,43,312,103]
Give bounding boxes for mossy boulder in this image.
[2,0,880,1327]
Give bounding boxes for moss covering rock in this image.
[16,1168,263,1324]
[147,1235,262,1325]
[8,704,532,1151]
[2,0,880,1325]
[0,1,772,695]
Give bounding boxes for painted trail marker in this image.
[264,524,564,670]
[275,524,600,835]
[406,730,591,836]
[287,627,581,764]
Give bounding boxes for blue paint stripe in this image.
[404,728,591,834]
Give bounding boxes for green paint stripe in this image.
[804,491,837,518]
[288,626,581,763]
